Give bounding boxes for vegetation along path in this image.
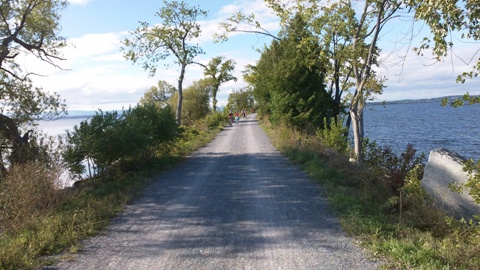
[48,114,378,269]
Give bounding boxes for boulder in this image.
[422,148,480,220]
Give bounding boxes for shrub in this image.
[63,105,178,179]
[316,117,349,154]
[0,161,64,233]
[363,140,426,192]
[203,111,226,128]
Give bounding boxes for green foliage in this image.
[463,158,480,204]
[227,87,255,112]
[122,0,208,124]
[168,78,212,126]
[202,111,226,129]
[251,14,334,131]
[410,0,480,82]
[139,80,176,107]
[63,104,178,178]
[316,117,349,154]
[441,93,480,107]
[203,56,237,111]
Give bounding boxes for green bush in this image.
[203,111,226,128]
[63,105,178,178]
[316,117,349,154]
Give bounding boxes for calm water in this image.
[363,102,480,160]
[38,116,92,136]
[38,102,480,160]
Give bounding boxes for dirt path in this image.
[46,114,379,269]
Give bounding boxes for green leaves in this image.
[0,0,68,77]
[121,0,208,125]
[203,56,237,111]
[63,105,178,178]
[122,0,207,77]
[252,14,334,131]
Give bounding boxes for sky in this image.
[25,0,480,113]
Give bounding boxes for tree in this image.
[265,0,393,161]
[167,78,212,125]
[221,0,479,162]
[139,80,176,108]
[122,0,207,126]
[201,56,237,112]
[0,0,68,171]
[408,0,480,83]
[227,87,255,113]
[242,14,334,131]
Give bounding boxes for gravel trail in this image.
[46,114,379,270]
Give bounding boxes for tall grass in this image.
[261,117,480,269]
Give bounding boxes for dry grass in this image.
[0,161,66,233]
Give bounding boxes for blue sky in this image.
[27,0,480,112]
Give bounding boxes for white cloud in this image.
[68,0,90,6]
[67,0,90,5]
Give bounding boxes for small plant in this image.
[363,140,426,192]
[464,159,480,203]
[316,117,349,154]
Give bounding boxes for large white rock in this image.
[422,148,480,220]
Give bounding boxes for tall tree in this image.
[0,0,68,171]
[265,0,392,161]
[139,80,176,108]
[200,56,237,112]
[167,78,212,125]
[248,14,334,131]
[122,0,207,125]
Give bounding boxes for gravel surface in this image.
[46,114,379,270]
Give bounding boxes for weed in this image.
[0,161,65,234]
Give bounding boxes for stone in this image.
[422,148,480,220]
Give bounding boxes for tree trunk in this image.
[212,98,217,112]
[176,64,187,125]
[349,93,365,163]
[0,114,35,169]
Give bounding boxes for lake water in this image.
[38,116,93,136]
[38,102,480,161]
[363,102,480,160]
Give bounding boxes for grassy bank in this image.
[260,118,480,269]
[0,117,224,269]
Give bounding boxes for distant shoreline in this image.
[367,95,479,106]
[60,95,479,117]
